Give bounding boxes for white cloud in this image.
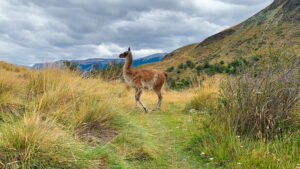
[95,43,163,58]
[133,48,164,58]
[96,43,125,57]
[0,41,24,53]
[191,0,241,13]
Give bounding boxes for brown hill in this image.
[141,0,300,80]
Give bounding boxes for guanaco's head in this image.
[119,47,131,58]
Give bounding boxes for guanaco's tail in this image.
[163,72,168,80]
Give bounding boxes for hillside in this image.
[142,0,300,79]
[32,53,167,71]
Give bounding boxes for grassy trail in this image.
[108,90,205,169]
[133,112,201,168]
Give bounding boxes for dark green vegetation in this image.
[88,61,124,81]
[62,61,124,81]
[63,60,81,72]
[166,56,259,89]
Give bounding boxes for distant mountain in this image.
[31,53,167,71]
[132,53,166,67]
[142,0,300,78]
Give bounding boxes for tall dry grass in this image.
[189,75,222,112]
[0,113,84,168]
[0,63,119,168]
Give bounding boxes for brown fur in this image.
[119,48,167,113]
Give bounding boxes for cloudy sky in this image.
[0,0,273,66]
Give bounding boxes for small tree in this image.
[63,61,80,72]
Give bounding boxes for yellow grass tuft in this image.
[189,75,221,111]
[0,113,82,168]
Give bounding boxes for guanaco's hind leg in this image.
[135,88,148,113]
[135,88,139,109]
[153,89,162,111]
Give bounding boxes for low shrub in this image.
[167,77,191,90]
[166,66,174,72]
[89,61,123,81]
[63,61,81,72]
[186,60,195,68]
[219,49,300,139]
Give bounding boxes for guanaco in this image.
[119,47,168,113]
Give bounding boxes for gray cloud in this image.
[0,0,273,66]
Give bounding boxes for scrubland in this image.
[0,50,299,169]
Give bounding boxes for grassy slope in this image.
[0,62,299,168]
[0,61,207,168]
[140,0,300,79]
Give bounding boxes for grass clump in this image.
[186,117,300,168]
[74,99,112,130]
[26,69,66,96]
[0,113,87,168]
[74,98,116,145]
[0,73,15,105]
[189,79,219,112]
[190,93,216,112]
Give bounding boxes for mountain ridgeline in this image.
[142,0,300,79]
[32,53,167,72]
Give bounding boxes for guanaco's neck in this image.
[124,52,133,72]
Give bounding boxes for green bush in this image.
[203,62,210,69]
[186,60,195,68]
[196,65,204,72]
[178,63,185,69]
[167,77,191,90]
[63,61,80,72]
[166,66,174,72]
[89,61,123,81]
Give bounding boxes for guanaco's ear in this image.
[128,47,131,51]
